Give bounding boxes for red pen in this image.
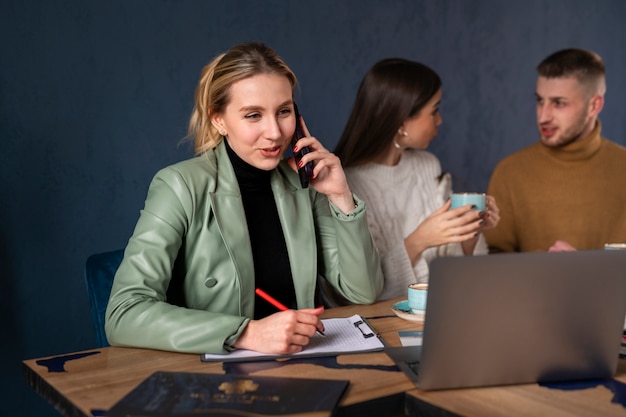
[255,288,288,311]
[255,288,324,336]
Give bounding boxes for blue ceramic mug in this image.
[408,283,428,313]
[450,192,486,211]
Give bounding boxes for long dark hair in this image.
[334,58,441,167]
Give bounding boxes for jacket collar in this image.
[209,140,300,195]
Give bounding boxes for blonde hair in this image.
[188,42,297,155]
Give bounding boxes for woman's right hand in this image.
[233,306,325,354]
[404,200,483,263]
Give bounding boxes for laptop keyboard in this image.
[406,360,420,377]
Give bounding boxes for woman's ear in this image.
[210,113,226,136]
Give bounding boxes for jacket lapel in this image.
[271,167,317,306]
[209,143,255,306]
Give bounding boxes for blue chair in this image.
[84,249,124,347]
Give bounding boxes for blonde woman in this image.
[106,42,382,355]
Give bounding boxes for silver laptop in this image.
[385,249,626,390]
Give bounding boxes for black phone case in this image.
[291,103,313,188]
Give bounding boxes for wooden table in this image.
[22,298,415,417]
[23,298,626,417]
[404,360,626,417]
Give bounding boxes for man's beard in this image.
[539,112,593,148]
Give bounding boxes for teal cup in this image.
[408,283,428,313]
[450,192,486,211]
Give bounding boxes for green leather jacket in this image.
[105,142,383,354]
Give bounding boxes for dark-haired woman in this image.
[334,58,499,300]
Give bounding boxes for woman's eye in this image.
[278,108,292,117]
[245,113,261,120]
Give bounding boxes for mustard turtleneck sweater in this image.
[485,121,626,252]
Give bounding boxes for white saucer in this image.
[392,300,425,323]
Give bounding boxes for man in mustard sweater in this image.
[485,48,626,253]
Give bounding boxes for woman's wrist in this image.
[405,235,428,264]
[461,234,479,255]
[327,191,356,215]
[232,320,255,350]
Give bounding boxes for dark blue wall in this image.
[2,1,625,415]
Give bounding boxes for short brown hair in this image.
[537,48,606,96]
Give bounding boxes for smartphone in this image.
[291,103,314,188]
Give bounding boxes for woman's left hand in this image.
[460,195,499,255]
[479,195,500,231]
[287,116,355,214]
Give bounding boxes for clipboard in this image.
[201,314,384,362]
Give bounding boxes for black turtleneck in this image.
[225,140,297,319]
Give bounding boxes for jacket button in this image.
[204,278,217,288]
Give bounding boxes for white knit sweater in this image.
[345,149,487,300]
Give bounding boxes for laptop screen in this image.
[413,250,626,390]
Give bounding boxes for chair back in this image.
[84,249,124,347]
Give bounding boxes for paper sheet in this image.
[201,314,384,362]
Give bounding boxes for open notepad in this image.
[201,314,384,362]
